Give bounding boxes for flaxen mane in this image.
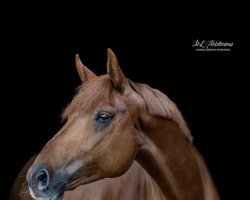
[129,81,193,142]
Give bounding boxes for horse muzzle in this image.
[26,165,67,200]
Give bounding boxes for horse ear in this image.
[107,48,127,91]
[75,54,97,82]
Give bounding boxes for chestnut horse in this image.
[10,49,220,200]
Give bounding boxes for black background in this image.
[1,6,247,200]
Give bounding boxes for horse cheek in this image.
[100,127,137,177]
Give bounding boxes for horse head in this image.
[26,49,144,200]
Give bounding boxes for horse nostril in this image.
[36,169,50,191]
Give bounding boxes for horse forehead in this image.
[63,76,117,118]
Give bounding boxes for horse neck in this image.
[135,116,219,200]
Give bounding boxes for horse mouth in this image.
[48,190,65,200]
[66,173,104,191]
[66,177,84,191]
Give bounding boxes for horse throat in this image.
[135,116,205,199]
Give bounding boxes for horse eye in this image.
[96,112,113,124]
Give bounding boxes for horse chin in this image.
[43,192,65,200]
[50,192,65,200]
